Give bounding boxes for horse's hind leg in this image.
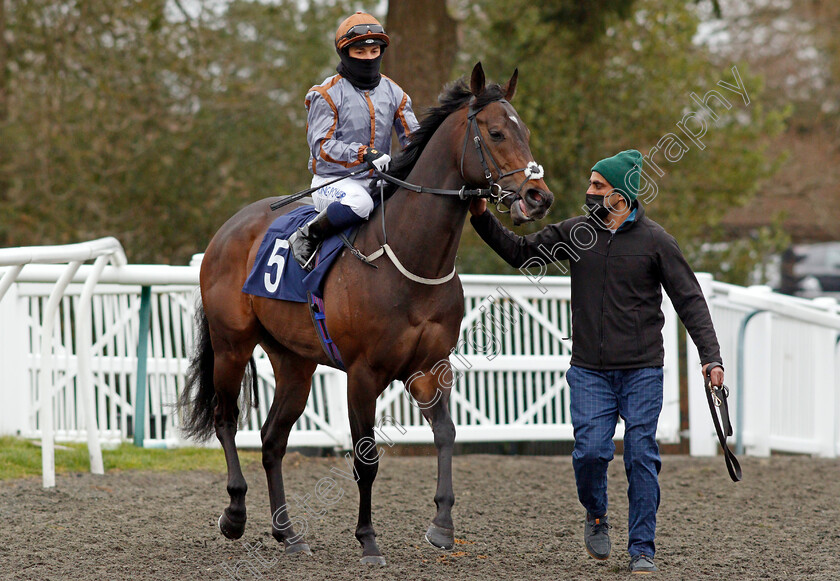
[409,363,457,550]
[214,343,257,540]
[260,342,316,555]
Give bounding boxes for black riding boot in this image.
[288,209,337,272]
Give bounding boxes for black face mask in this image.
[585,194,615,222]
[336,49,384,90]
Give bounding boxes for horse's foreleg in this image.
[214,350,252,540]
[410,364,457,550]
[347,367,386,565]
[261,346,315,555]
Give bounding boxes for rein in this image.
[372,171,502,201]
[704,362,742,482]
[373,97,545,210]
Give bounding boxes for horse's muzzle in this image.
[507,186,554,226]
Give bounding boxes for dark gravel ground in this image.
[1,453,839,580]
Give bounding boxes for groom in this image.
[469,149,725,574]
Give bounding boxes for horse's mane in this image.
[381,78,507,196]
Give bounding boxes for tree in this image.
[699,0,840,247]
[0,0,373,263]
[382,0,457,113]
[0,0,6,123]
[0,0,788,281]
[0,0,8,228]
[453,0,787,283]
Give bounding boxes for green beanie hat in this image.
[591,149,644,202]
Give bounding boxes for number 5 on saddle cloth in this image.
[242,206,355,371]
[704,362,742,482]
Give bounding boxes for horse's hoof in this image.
[425,523,455,550]
[285,542,312,556]
[360,555,387,566]
[218,512,245,540]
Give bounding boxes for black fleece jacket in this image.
[470,204,722,370]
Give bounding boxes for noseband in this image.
[460,97,545,212]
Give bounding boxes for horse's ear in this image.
[470,62,486,96]
[504,68,519,101]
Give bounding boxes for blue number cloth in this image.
[242,206,352,302]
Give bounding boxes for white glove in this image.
[363,148,391,172]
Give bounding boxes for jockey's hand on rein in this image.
[363,148,391,172]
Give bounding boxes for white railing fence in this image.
[688,278,840,458]
[0,239,127,488]
[2,239,839,489]
[0,269,681,454]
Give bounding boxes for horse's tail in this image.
[178,304,217,441]
[178,302,259,442]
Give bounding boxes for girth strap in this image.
[307,291,346,371]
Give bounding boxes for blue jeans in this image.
[566,365,664,558]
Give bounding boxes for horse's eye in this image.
[489,130,504,141]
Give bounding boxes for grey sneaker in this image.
[629,554,657,574]
[584,513,611,560]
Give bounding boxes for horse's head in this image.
[460,63,554,225]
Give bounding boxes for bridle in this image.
[374,96,545,211]
[459,97,544,212]
[310,96,549,286]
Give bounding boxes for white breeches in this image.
[310,175,374,219]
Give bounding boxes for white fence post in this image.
[0,264,23,302]
[688,273,717,456]
[743,311,772,457]
[75,255,111,474]
[836,337,840,457]
[812,298,839,458]
[0,281,30,436]
[1,237,127,487]
[727,289,840,456]
[813,325,837,458]
[324,368,351,450]
[39,261,83,488]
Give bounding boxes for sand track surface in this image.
[2,454,838,580]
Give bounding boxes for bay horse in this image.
[178,63,554,565]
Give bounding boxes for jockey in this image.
[289,11,420,271]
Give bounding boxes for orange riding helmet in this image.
[335,12,390,52]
